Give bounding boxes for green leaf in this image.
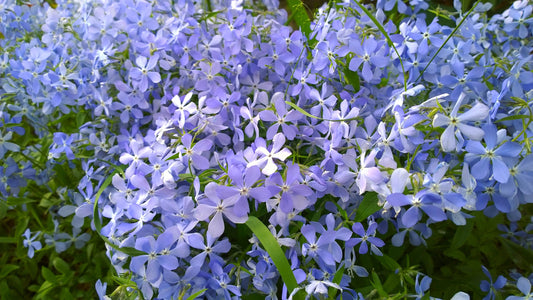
[354,192,381,222]
[450,219,473,249]
[242,293,266,300]
[382,273,400,293]
[344,63,360,92]
[52,257,71,275]
[0,265,19,279]
[444,249,466,261]
[371,271,388,297]
[41,267,56,283]
[377,254,401,272]
[285,100,322,120]
[37,281,55,297]
[166,152,181,161]
[186,288,207,300]
[329,201,349,222]
[76,111,87,127]
[286,0,311,39]
[499,237,533,270]
[45,0,58,9]
[0,236,17,243]
[244,216,304,300]
[0,200,6,218]
[495,114,529,122]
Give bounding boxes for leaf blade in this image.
[355,192,381,222]
[245,216,304,300]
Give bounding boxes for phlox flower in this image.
[129,54,161,92]
[188,233,231,267]
[247,133,292,176]
[506,276,532,300]
[499,155,533,199]
[258,92,301,140]
[0,130,21,159]
[22,229,42,258]
[465,124,522,183]
[267,162,313,213]
[130,231,180,285]
[180,133,213,170]
[347,221,385,255]
[193,182,248,238]
[348,37,389,82]
[480,266,507,300]
[301,224,337,265]
[411,274,433,300]
[433,94,489,152]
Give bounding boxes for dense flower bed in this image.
[1,0,532,299]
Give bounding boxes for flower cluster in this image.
[1,0,532,298]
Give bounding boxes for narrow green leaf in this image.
[0,265,19,279]
[450,219,473,249]
[495,114,529,122]
[37,281,55,296]
[245,216,304,300]
[354,192,381,222]
[334,202,349,221]
[286,101,322,120]
[186,288,207,300]
[371,271,387,297]
[377,254,401,272]
[41,267,56,283]
[166,152,181,161]
[444,249,466,261]
[286,0,311,38]
[499,237,533,268]
[52,257,71,275]
[93,172,115,231]
[0,237,17,243]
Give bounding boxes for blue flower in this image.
[480,266,507,300]
[193,182,248,238]
[348,37,389,82]
[346,221,385,255]
[95,279,109,300]
[22,229,42,258]
[465,124,522,183]
[507,276,532,300]
[0,129,21,159]
[130,231,180,285]
[433,94,489,152]
[266,162,314,213]
[247,133,292,176]
[50,132,76,160]
[130,55,161,92]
